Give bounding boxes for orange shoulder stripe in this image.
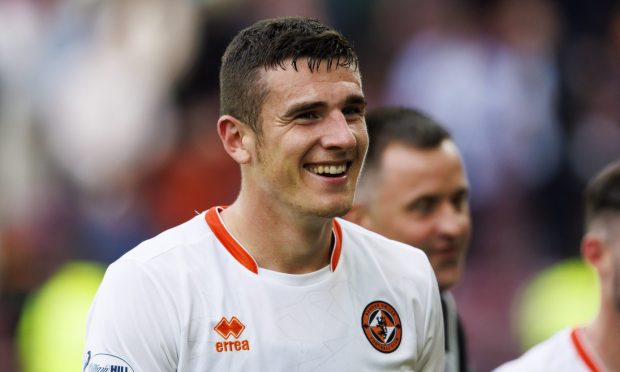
[570,327,600,372]
[331,219,343,272]
[205,207,259,274]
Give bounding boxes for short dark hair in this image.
[584,160,620,229]
[219,16,359,133]
[364,106,452,171]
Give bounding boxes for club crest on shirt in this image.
[361,301,402,353]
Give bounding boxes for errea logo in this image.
[213,316,251,352]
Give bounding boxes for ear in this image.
[217,115,254,164]
[581,232,608,275]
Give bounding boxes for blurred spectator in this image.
[382,0,566,369]
[496,160,620,371]
[512,258,599,352]
[385,0,563,210]
[16,261,105,372]
[1,1,201,370]
[563,5,620,183]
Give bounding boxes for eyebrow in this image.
[344,94,367,107]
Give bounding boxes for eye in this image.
[451,189,469,212]
[294,111,320,122]
[342,105,365,120]
[407,197,437,216]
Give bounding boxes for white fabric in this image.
[84,209,444,371]
[442,292,460,372]
[494,328,601,372]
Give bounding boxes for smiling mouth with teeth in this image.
[306,163,349,177]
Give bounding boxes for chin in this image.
[308,199,353,218]
[313,206,352,218]
[437,273,460,292]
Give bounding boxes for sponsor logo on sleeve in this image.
[83,352,134,372]
[213,316,251,352]
[361,301,403,353]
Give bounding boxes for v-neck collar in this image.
[204,206,343,274]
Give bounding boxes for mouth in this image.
[430,244,463,261]
[432,248,457,258]
[304,161,351,178]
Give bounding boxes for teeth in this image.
[308,164,347,175]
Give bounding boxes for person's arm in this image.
[416,263,445,371]
[83,259,178,372]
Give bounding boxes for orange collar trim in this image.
[204,206,343,274]
[570,327,601,372]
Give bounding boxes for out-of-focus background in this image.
[0,0,618,371]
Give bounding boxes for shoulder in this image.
[89,215,215,318]
[97,212,216,290]
[337,218,427,257]
[493,329,575,372]
[337,218,432,270]
[336,218,436,297]
[119,212,213,265]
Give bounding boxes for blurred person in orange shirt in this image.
[495,160,620,371]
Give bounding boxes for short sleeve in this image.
[83,259,178,372]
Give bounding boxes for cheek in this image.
[357,126,369,151]
[461,218,473,239]
[389,215,434,246]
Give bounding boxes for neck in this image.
[585,300,620,371]
[220,195,334,274]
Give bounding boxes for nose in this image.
[321,112,357,150]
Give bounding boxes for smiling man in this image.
[347,106,471,372]
[83,17,443,371]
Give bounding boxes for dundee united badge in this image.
[361,301,402,353]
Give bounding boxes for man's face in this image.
[245,59,368,219]
[362,141,471,291]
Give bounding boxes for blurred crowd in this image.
[1,0,619,371]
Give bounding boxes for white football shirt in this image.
[83,207,444,371]
[494,327,603,372]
